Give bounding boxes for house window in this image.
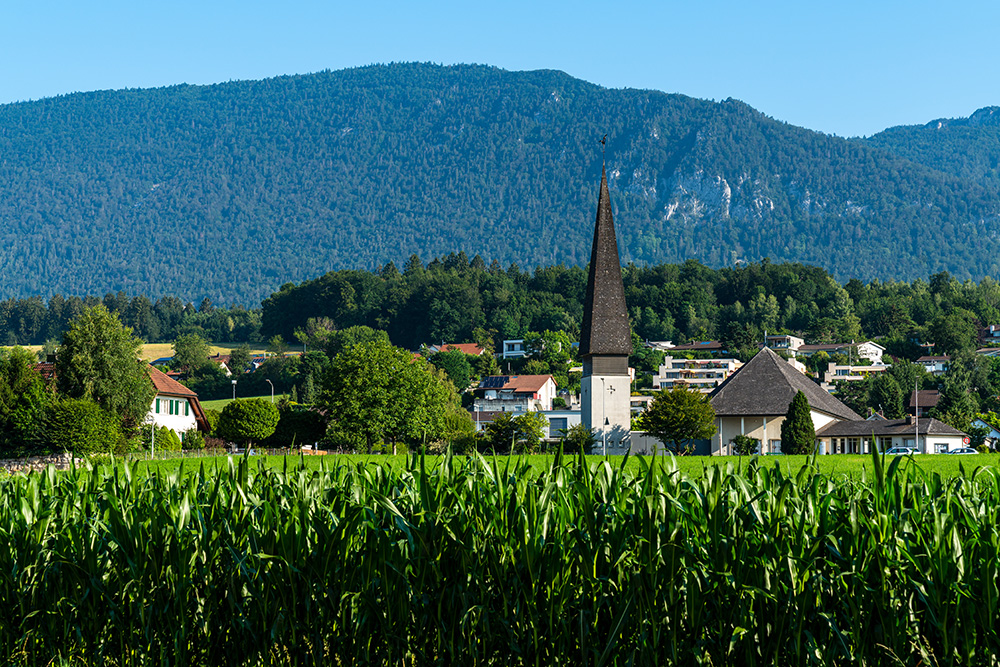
[847,437,860,454]
[934,442,948,454]
[879,437,893,451]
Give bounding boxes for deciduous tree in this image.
[638,386,716,454]
[55,305,154,430]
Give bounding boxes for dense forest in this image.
[5,258,999,366]
[2,64,1000,304]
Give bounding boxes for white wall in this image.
[146,395,197,435]
[581,374,631,450]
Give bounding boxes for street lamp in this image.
[231,379,237,400]
[266,379,274,403]
[601,377,607,456]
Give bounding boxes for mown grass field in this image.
[116,450,1000,481]
[199,393,290,412]
[2,342,268,362]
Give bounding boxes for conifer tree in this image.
[781,390,816,454]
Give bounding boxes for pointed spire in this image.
[580,165,631,358]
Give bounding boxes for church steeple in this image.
[579,157,632,454]
[580,165,631,359]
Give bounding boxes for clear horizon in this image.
[1,1,997,138]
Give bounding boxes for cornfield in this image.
[0,450,998,666]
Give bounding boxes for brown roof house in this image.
[707,347,861,455]
[146,365,209,434]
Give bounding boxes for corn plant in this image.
[0,449,997,665]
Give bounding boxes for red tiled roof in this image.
[33,362,55,381]
[148,366,198,397]
[147,365,209,431]
[443,343,486,356]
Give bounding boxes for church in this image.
[579,164,632,453]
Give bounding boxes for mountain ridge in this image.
[0,62,998,305]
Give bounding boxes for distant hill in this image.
[1,63,999,304]
[863,106,1000,191]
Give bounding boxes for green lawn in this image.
[200,393,289,412]
[113,450,1000,481]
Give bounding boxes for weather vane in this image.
[600,134,607,163]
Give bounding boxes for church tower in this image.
[580,164,632,452]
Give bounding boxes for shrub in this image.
[182,428,206,450]
[153,426,182,452]
[263,404,327,448]
[560,423,598,454]
[731,434,760,455]
[217,398,280,446]
[35,398,123,456]
[203,409,221,435]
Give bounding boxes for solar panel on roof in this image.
[481,376,510,388]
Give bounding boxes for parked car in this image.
[884,446,917,455]
[947,447,978,455]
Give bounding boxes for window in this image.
[549,418,567,437]
[879,437,893,451]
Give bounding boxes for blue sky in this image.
[1,1,996,137]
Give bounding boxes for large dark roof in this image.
[817,417,965,438]
[709,347,860,421]
[579,166,631,358]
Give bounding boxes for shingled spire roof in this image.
[579,166,631,358]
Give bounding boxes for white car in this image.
[947,447,978,455]
[883,446,917,456]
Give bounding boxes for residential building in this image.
[146,366,209,435]
[820,363,889,392]
[797,341,885,365]
[651,356,742,393]
[501,339,527,360]
[473,374,557,413]
[816,416,967,454]
[982,325,1000,345]
[763,334,804,356]
[915,356,950,375]
[669,340,728,354]
[970,418,1000,449]
[907,390,941,417]
[629,395,654,413]
[642,340,675,352]
[425,342,487,356]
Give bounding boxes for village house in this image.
[915,356,950,375]
[471,374,557,413]
[146,366,210,435]
[816,416,967,454]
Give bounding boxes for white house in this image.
[763,334,805,356]
[146,366,209,436]
[473,374,557,412]
[916,356,950,375]
[501,339,528,360]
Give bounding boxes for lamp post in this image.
[266,379,274,403]
[601,377,607,456]
[232,379,237,401]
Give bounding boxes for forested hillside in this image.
[864,107,1000,191]
[2,63,1000,304]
